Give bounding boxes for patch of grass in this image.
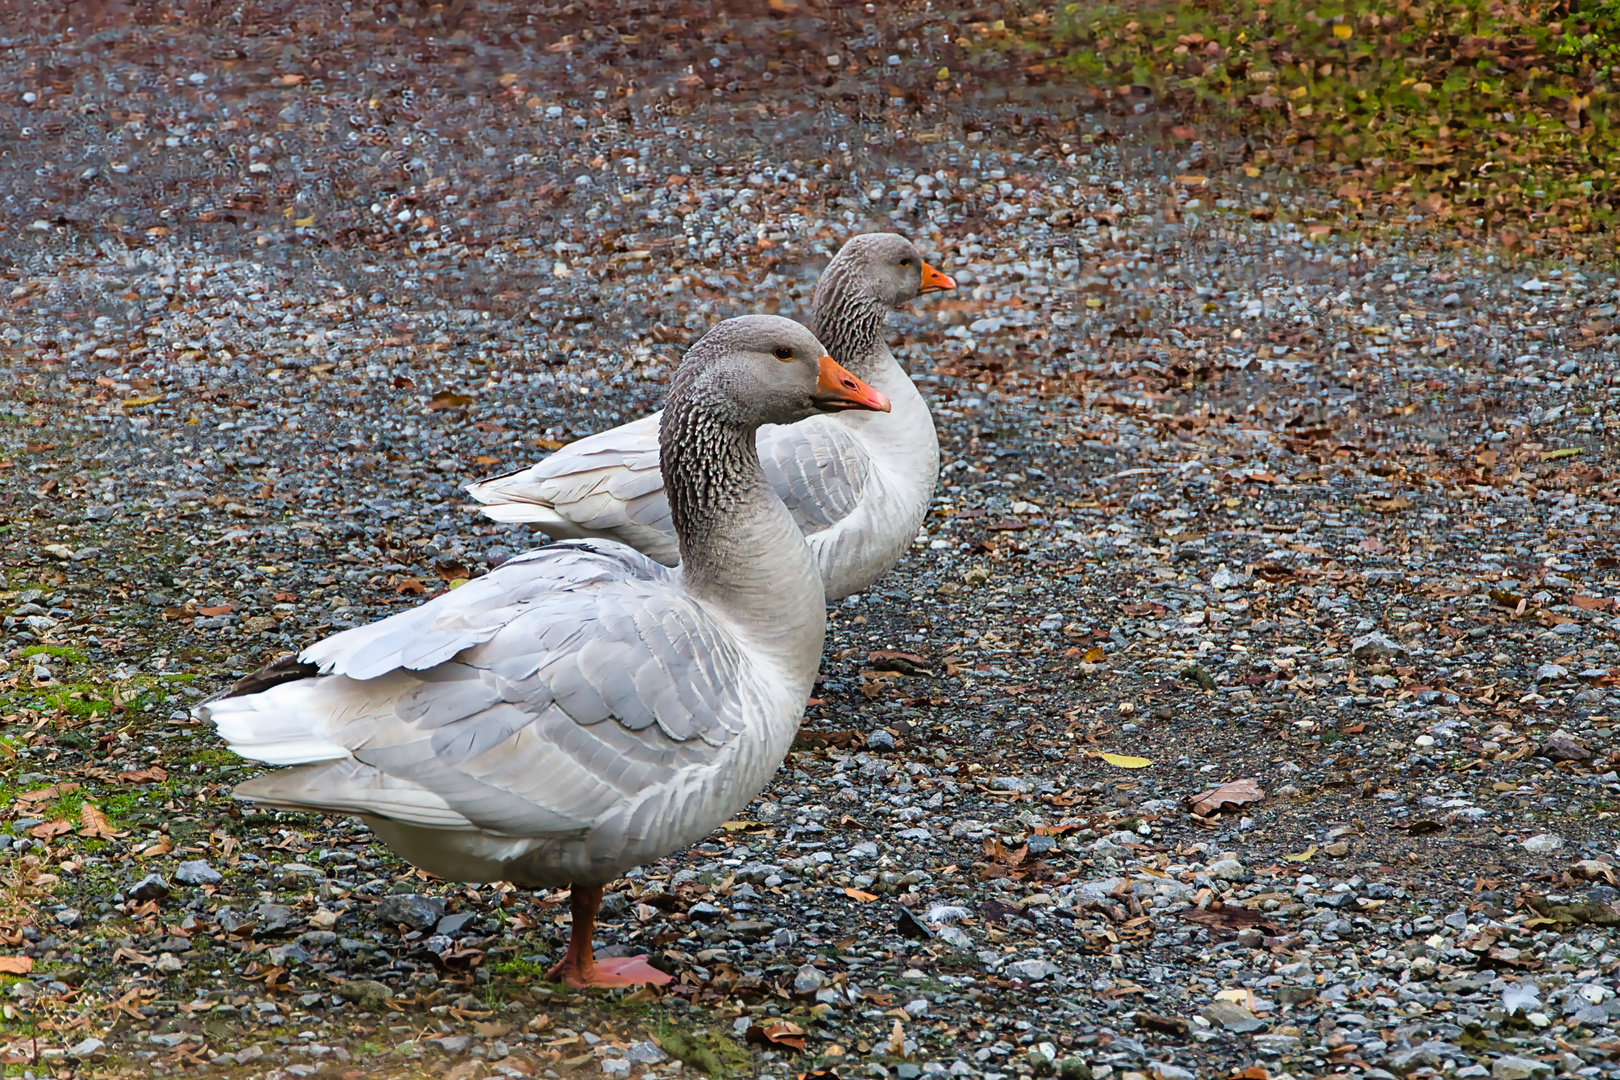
[19,644,88,663]
[987,0,1620,245]
[653,1020,751,1078]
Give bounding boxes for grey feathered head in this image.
[668,315,890,429]
[815,233,957,312]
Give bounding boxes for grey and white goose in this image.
[199,316,890,988]
[465,232,955,602]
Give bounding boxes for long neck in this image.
[808,263,888,381]
[660,396,826,683]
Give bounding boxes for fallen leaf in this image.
[196,603,233,617]
[1572,595,1617,613]
[121,394,165,407]
[1096,752,1152,769]
[79,803,125,840]
[472,1021,509,1038]
[867,650,931,675]
[1186,778,1265,815]
[1082,645,1107,662]
[1179,905,1281,936]
[843,887,879,903]
[745,1020,806,1052]
[426,389,474,411]
[120,767,169,784]
[0,956,34,974]
[1370,495,1412,512]
[29,819,73,839]
[395,577,427,596]
[1540,447,1582,461]
[1284,844,1317,863]
[720,820,769,833]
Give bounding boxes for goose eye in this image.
[899,257,913,266]
[772,346,794,360]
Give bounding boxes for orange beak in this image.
[919,261,956,293]
[813,356,891,413]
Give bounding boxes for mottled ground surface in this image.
[2,3,1620,1080]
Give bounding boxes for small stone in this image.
[436,911,478,937]
[432,1035,470,1054]
[1351,632,1403,659]
[1536,737,1591,762]
[1058,1059,1094,1080]
[1491,1055,1553,1080]
[1152,1065,1196,1080]
[846,840,879,860]
[236,1044,266,1062]
[1533,663,1568,684]
[377,893,447,931]
[1441,291,1462,306]
[601,1060,632,1078]
[130,873,170,901]
[793,965,825,994]
[253,903,302,933]
[1198,1002,1266,1033]
[626,1041,666,1064]
[1004,958,1056,982]
[1521,833,1564,854]
[155,952,185,973]
[337,979,394,1010]
[55,908,81,927]
[1207,858,1248,881]
[1026,833,1059,855]
[67,1037,104,1058]
[175,859,222,886]
[1323,841,1350,857]
[865,728,897,752]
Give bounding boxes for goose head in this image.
[823,232,957,311]
[669,314,892,427]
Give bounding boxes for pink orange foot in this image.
[550,954,673,989]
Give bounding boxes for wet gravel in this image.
[3,3,1620,1079]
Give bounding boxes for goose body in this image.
[467,234,953,601]
[200,316,891,986]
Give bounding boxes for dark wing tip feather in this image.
[218,653,320,701]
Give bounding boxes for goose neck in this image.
[660,396,824,667]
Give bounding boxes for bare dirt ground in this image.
[2,3,1619,1080]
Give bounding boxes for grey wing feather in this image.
[756,418,872,533]
[215,540,749,840]
[464,415,680,564]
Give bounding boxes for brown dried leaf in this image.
[426,389,474,411]
[0,956,33,975]
[745,1020,806,1051]
[1186,778,1265,816]
[79,803,125,840]
[29,819,73,839]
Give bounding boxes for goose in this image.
[198,315,891,988]
[465,233,955,601]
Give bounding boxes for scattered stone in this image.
[1351,632,1403,659]
[174,859,222,886]
[1536,737,1592,762]
[1491,1056,1553,1080]
[130,874,170,902]
[1521,833,1565,854]
[1198,1002,1267,1033]
[377,894,447,931]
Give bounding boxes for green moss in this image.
[19,644,88,663]
[653,1021,751,1077]
[989,0,1620,244]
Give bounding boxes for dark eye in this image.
[899,257,913,266]
[773,346,793,360]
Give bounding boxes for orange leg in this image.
[546,883,672,989]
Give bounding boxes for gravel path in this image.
[2,4,1619,1080]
